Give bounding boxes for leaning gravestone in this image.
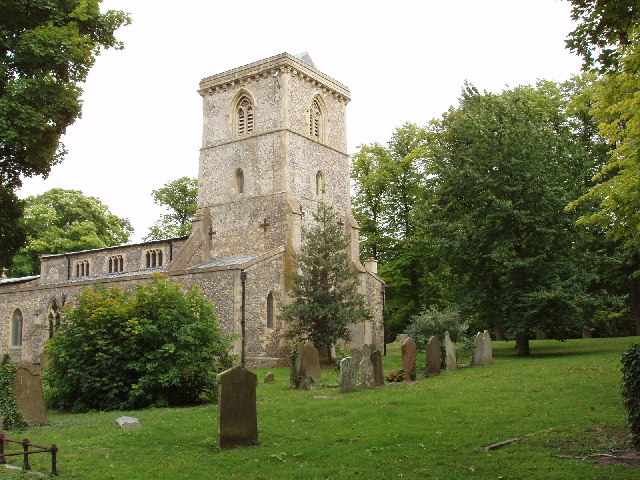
[481,330,493,365]
[217,366,257,449]
[425,336,441,377]
[396,334,408,343]
[401,337,417,381]
[444,331,457,371]
[14,364,46,424]
[264,372,274,383]
[290,342,322,389]
[471,332,484,366]
[370,350,384,386]
[359,356,375,389]
[339,357,358,393]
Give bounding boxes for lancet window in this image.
[11,309,23,347]
[236,96,254,136]
[108,255,124,273]
[75,260,90,277]
[309,98,323,139]
[145,249,163,268]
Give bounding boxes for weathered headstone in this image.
[14,364,46,424]
[481,330,493,365]
[349,346,362,364]
[359,356,375,389]
[370,350,384,386]
[360,344,372,359]
[472,332,484,366]
[339,357,358,393]
[39,351,50,371]
[264,372,274,383]
[290,341,322,389]
[395,334,408,343]
[425,336,441,377]
[217,366,258,449]
[115,416,140,430]
[401,337,417,380]
[444,331,457,371]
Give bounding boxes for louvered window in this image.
[309,99,322,139]
[237,96,253,136]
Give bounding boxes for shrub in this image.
[621,343,640,449]
[0,355,27,430]
[404,306,469,350]
[46,274,233,412]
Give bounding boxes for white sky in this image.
[17,0,583,242]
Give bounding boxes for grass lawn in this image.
[2,337,639,479]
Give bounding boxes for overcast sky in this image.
[17,0,583,242]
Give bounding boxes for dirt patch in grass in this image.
[554,426,640,469]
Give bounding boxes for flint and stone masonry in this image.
[0,53,385,368]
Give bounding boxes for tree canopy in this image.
[144,176,198,240]
[8,188,132,277]
[280,203,371,356]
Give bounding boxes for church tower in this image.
[184,53,361,267]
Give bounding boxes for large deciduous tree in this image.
[0,0,130,268]
[428,81,610,354]
[144,177,198,240]
[8,188,132,277]
[280,203,371,358]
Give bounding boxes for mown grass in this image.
[2,337,638,479]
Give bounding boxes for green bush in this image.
[621,343,640,449]
[0,355,27,430]
[404,306,469,350]
[45,274,233,412]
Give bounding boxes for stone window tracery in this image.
[309,97,324,140]
[236,96,254,136]
[75,260,90,277]
[11,309,23,347]
[145,249,163,268]
[108,255,124,273]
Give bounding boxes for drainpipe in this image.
[381,284,387,356]
[67,255,71,280]
[240,270,248,366]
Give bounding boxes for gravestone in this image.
[349,346,362,364]
[481,330,493,365]
[39,351,50,371]
[370,350,384,386]
[264,372,274,383]
[396,334,408,343]
[360,344,372,359]
[290,342,321,389]
[401,337,417,380]
[425,336,441,377]
[115,416,140,430]
[339,357,358,393]
[444,331,457,371]
[472,332,484,366]
[14,364,46,424]
[217,366,258,449]
[359,356,375,389]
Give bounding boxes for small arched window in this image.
[11,309,23,347]
[236,169,245,194]
[145,249,163,268]
[236,96,254,136]
[48,302,61,339]
[316,170,325,197]
[309,97,323,140]
[266,292,274,329]
[75,260,89,277]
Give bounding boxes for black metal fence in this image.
[0,431,58,476]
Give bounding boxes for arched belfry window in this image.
[48,301,61,339]
[316,170,325,197]
[236,95,254,136]
[266,292,274,329]
[309,97,323,140]
[11,309,23,347]
[236,168,245,194]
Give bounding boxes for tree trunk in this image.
[633,276,640,336]
[494,327,505,341]
[515,334,530,356]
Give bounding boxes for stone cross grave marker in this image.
[401,337,417,380]
[217,366,258,449]
[339,357,358,393]
[426,336,442,377]
[444,331,457,371]
[14,364,46,424]
[472,332,484,366]
[370,350,384,386]
[359,356,375,389]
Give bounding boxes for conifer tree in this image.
[281,203,371,359]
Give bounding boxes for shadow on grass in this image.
[494,337,640,360]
